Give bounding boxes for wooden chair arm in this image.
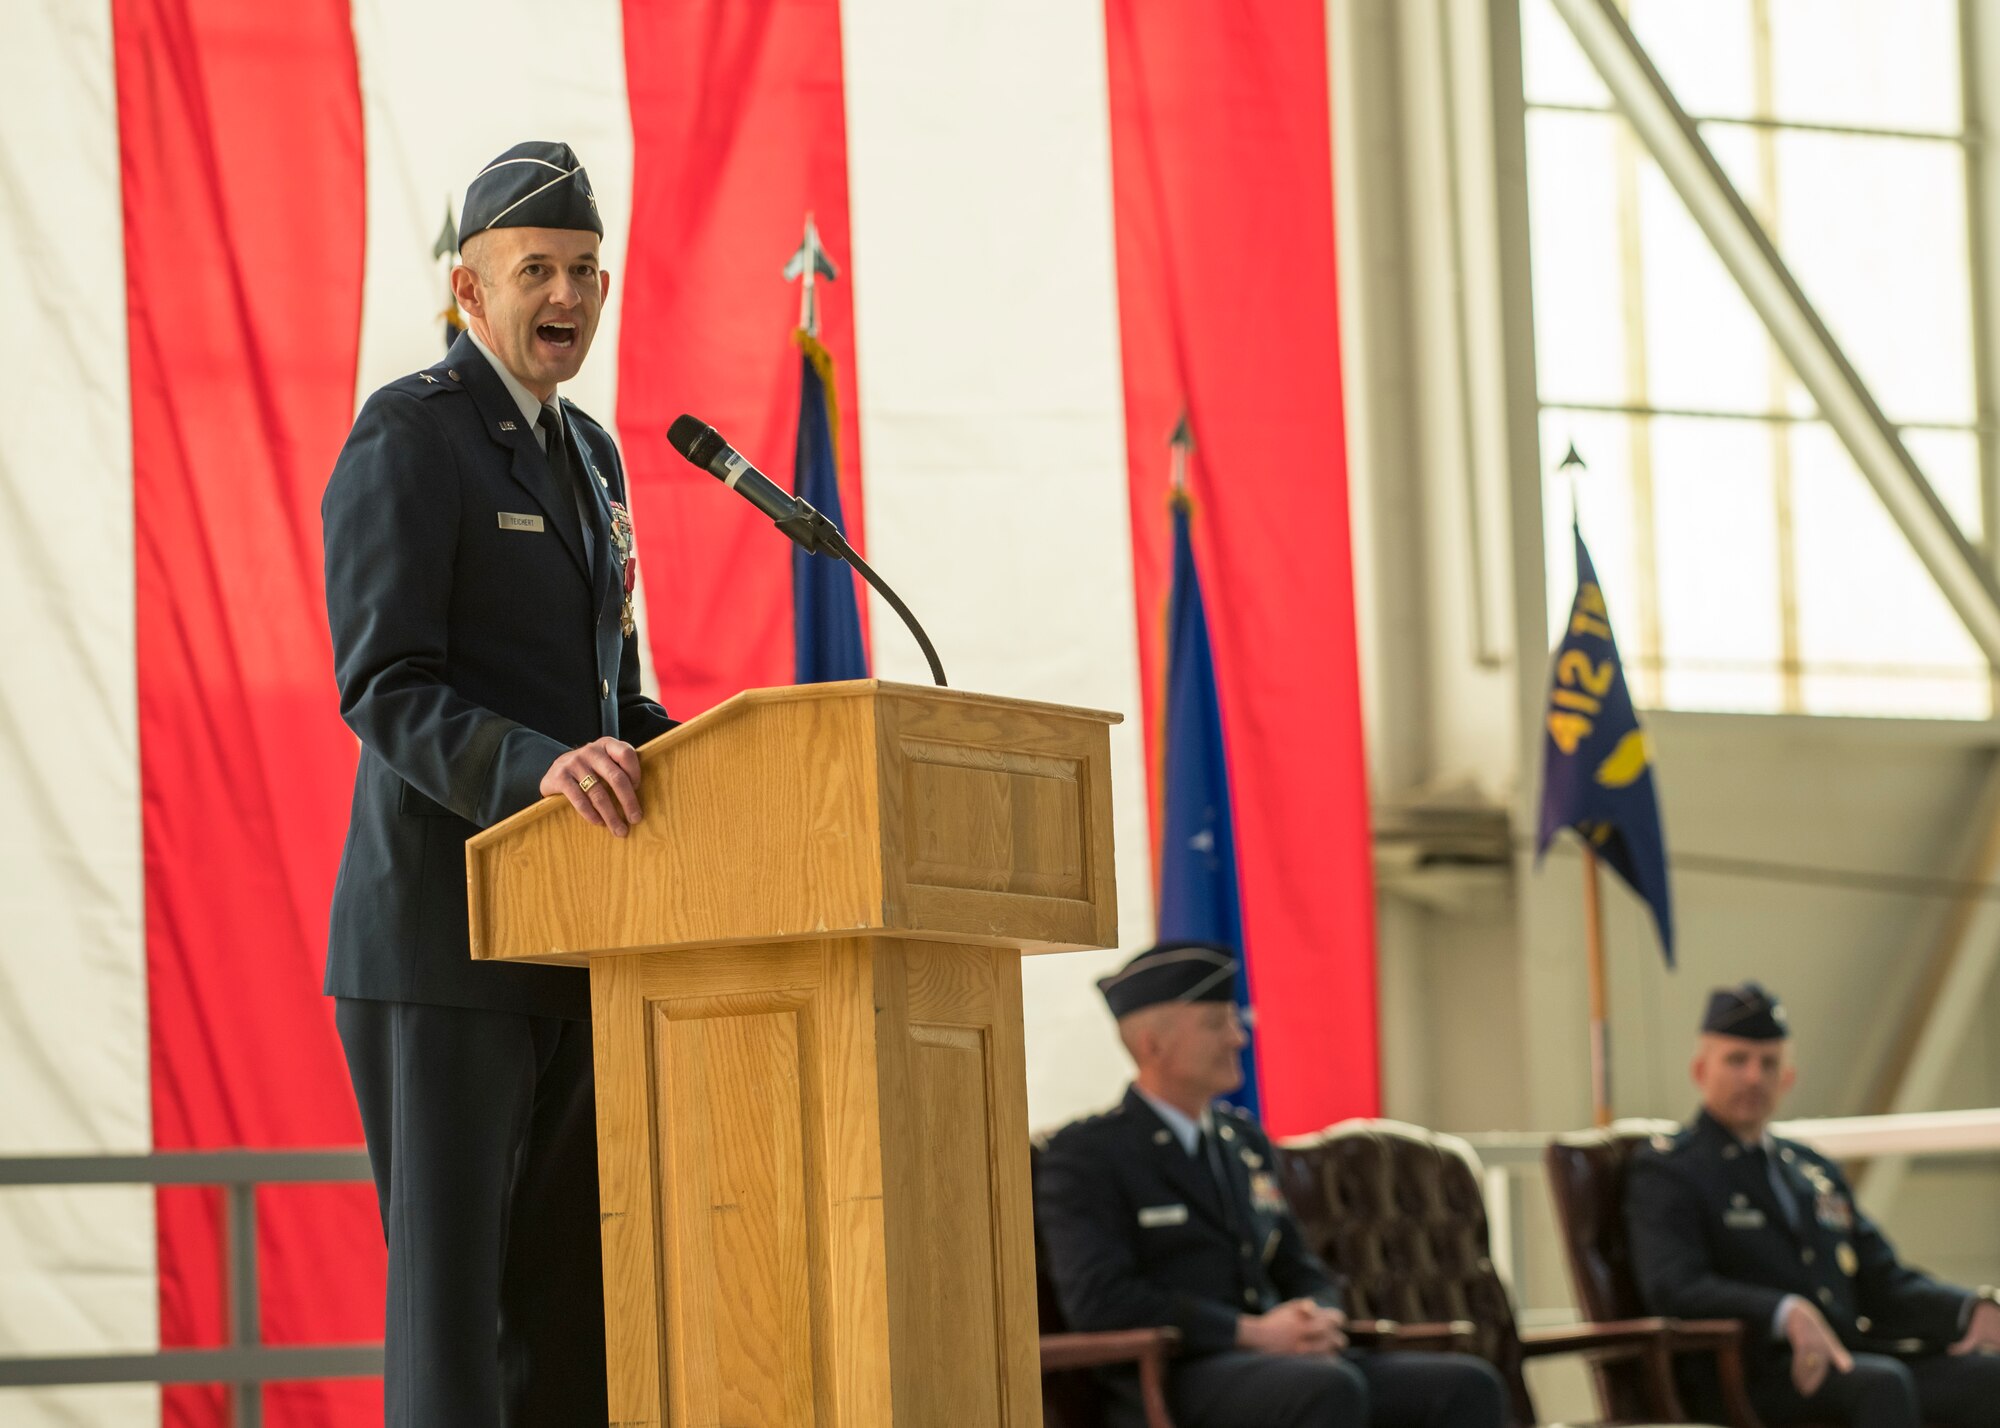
[1518,1316,1678,1354]
[1665,1318,1764,1428]
[1037,1326,1181,1372]
[1347,1318,1477,1351]
[1519,1317,1683,1418]
[1038,1327,1182,1428]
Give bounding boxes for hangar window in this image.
[1521,0,1989,717]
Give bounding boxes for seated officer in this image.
[1035,941,1507,1428]
[1626,981,2000,1428]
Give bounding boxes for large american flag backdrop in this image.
[1,0,1377,1421]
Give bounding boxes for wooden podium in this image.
[464,680,1120,1427]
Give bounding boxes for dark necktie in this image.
[1198,1125,1243,1231]
[1748,1144,1802,1232]
[539,406,596,575]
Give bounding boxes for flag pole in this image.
[1582,845,1612,1127]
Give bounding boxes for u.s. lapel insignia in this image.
[1837,1242,1859,1277]
[498,420,518,432]
[417,372,438,384]
[1240,1149,1264,1171]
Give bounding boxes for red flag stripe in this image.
[1105,0,1379,1133]
[618,0,867,719]
[113,0,379,1420]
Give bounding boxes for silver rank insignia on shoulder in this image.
[499,420,517,431]
[417,372,438,384]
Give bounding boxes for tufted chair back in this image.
[1276,1119,1535,1427]
[1543,1120,1677,1323]
[1544,1119,1681,1419]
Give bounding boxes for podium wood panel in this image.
[593,937,1041,1426]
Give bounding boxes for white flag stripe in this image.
[0,0,160,1420]
[840,0,1153,1131]
[349,0,635,434]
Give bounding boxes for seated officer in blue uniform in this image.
[1035,941,1507,1428]
[1626,982,2000,1428]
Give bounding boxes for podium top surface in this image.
[466,680,1122,964]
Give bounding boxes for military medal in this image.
[608,498,639,636]
[1249,1171,1286,1215]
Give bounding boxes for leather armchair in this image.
[1278,1117,1740,1427]
[1545,1122,1815,1428]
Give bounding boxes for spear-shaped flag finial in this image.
[432,200,458,261]
[433,198,464,351]
[784,213,840,338]
[1168,407,1195,500]
[1559,441,1586,472]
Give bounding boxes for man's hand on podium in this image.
[542,737,644,836]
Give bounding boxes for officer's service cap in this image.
[1701,980,1789,1041]
[1097,941,1238,1019]
[459,141,602,248]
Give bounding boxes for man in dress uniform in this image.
[1035,941,1508,1428]
[321,141,675,1426]
[1625,981,2000,1428]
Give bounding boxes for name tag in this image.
[498,512,544,532]
[1724,1208,1767,1230]
[1137,1204,1188,1229]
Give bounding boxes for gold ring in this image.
[577,773,599,793]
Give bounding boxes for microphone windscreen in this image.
[666,414,717,465]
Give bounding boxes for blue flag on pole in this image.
[1535,523,1675,964]
[792,331,868,683]
[1157,492,1258,1114]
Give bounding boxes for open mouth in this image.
[537,322,578,350]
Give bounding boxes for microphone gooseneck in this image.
[666,413,948,687]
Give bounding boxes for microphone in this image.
[666,413,949,687]
[667,414,802,527]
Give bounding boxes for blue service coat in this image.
[1036,1086,1342,1355]
[321,333,674,1019]
[1626,1109,1970,1383]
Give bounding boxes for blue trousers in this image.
[1754,1350,2000,1428]
[337,997,606,1428]
[1155,1349,1509,1428]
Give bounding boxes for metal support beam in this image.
[1550,0,2000,666]
[1852,752,2000,1211]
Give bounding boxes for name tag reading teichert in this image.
[1138,1204,1189,1229]
[498,512,545,533]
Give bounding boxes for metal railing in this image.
[5,1110,1996,1412]
[0,1148,381,1426]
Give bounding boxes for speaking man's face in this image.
[1692,1033,1796,1138]
[455,226,610,399]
